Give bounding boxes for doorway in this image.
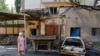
[70,27,80,37]
[31,29,37,35]
[45,25,59,37]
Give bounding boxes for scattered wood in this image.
[0,35,17,45]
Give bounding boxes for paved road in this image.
[0,45,60,56]
[0,45,17,56]
[0,45,100,56]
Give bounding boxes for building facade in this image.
[20,0,100,42]
[41,1,100,42]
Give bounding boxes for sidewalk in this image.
[0,45,60,56]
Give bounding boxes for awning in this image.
[0,12,38,21]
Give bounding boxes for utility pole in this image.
[22,0,27,56]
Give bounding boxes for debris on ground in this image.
[0,35,17,45]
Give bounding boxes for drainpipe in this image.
[61,15,66,40]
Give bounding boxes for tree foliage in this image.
[15,0,21,13]
[0,0,10,12]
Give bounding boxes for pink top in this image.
[17,36,25,51]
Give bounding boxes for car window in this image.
[64,38,83,47]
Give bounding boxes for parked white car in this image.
[61,37,86,56]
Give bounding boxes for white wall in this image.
[42,0,56,2]
[80,0,95,6]
[22,0,96,9]
[42,0,71,2]
[24,0,41,9]
[23,0,56,9]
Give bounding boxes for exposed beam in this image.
[42,2,73,7]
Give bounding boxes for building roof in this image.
[0,12,39,21]
[21,9,49,18]
[21,9,42,13]
[0,12,25,20]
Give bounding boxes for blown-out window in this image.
[92,28,100,36]
[49,7,57,14]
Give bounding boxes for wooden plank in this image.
[42,2,73,7]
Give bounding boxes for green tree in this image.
[0,0,10,12]
[15,0,21,13]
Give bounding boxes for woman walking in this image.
[17,32,25,56]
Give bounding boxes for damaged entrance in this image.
[31,29,37,35]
